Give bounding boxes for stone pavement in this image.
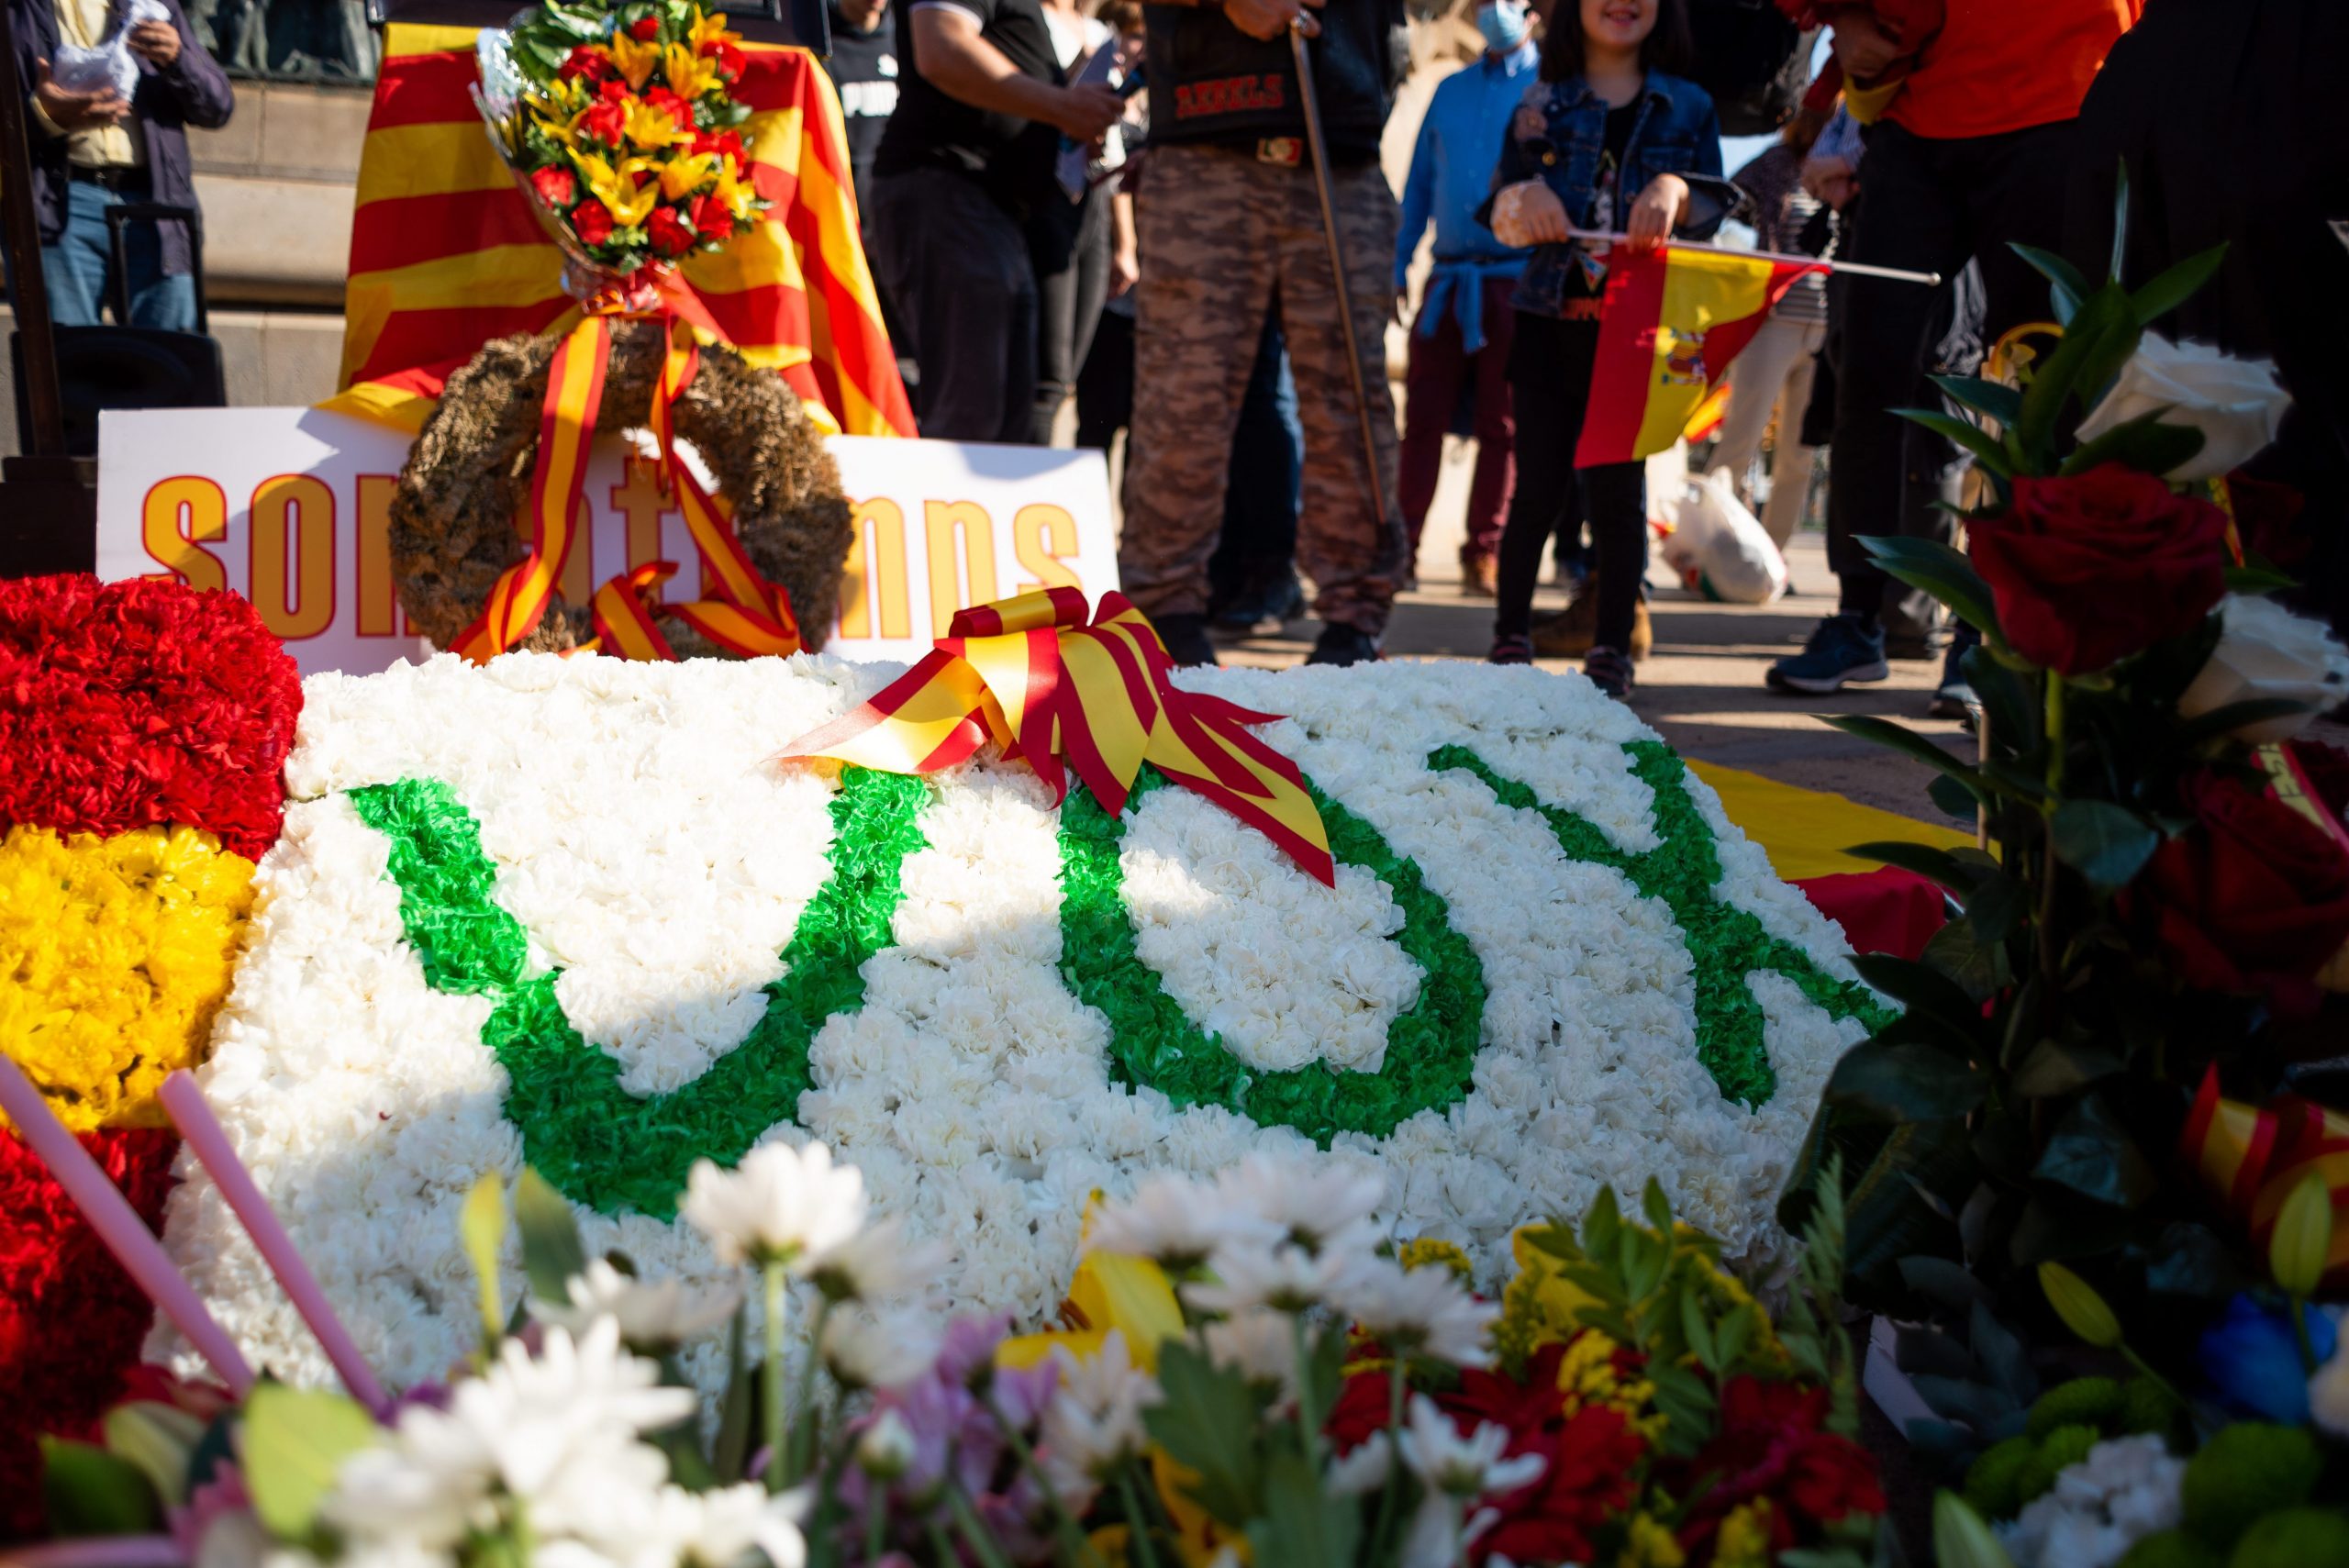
[1209,491,1974,821]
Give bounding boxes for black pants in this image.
[870,166,1037,443]
[1497,313,1644,649]
[1828,117,2076,618]
[1030,183,1113,445]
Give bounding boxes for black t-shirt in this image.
[1559,100,1639,321]
[873,0,1063,214]
[823,3,900,207]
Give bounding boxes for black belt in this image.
[68,165,148,191]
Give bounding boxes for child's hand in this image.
[1623,174,1688,251]
[1490,180,1571,248]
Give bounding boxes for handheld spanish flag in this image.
[1575,245,1821,469]
[325,23,914,439]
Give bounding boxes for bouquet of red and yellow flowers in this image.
[477,0,769,284]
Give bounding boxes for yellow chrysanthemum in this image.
[607,28,660,90]
[663,41,723,101]
[1711,1500,1776,1568]
[1555,1329,1664,1439]
[658,150,721,201]
[0,824,254,1133]
[1397,1238,1475,1281]
[1618,1513,1686,1568]
[623,97,684,151]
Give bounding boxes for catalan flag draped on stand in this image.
[1575,245,1820,469]
[323,23,914,439]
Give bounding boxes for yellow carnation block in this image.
[0,824,255,1133]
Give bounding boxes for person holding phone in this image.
[9,0,231,330]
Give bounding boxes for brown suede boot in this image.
[1531,580,1653,661]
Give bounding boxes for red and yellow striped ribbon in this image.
[450,314,612,661]
[453,291,801,665]
[2181,1065,2349,1290]
[777,588,1336,884]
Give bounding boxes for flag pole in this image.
[1565,227,1944,286]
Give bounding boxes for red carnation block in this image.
[0,574,301,860]
[0,574,300,1540]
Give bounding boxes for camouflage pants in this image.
[1120,143,1403,635]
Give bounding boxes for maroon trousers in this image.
[1399,272,1518,565]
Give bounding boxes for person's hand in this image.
[1110,240,1140,298]
[1053,84,1125,143]
[1829,12,1897,79]
[1222,0,1323,42]
[1489,179,1569,247]
[33,60,128,131]
[128,19,182,68]
[1803,156,1857,210]
[1623,173,1687,251]
[1393,284,1411,325]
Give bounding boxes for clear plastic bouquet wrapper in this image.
[473,0,770,296]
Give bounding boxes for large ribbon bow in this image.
[2181,1065,2349,1290]
[449,272,801,664]
[777,587,1335,884]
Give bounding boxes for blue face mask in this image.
[1476,0,1531,51]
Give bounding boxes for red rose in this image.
[713,40,746,80]
[644,84,689,120]
[1969,462,2230,675]
[570,198,616,246]
[578,94,629,146]
[528,164,577,209]
[693,128,747,164]
[628,14,662,39]
[2124,766,2349,1009]
[688,193,734,240]
[558,44,612,81]
[647,204,696,257]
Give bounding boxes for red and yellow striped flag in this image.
[324,23,914,439]
[1575,245,1819,469]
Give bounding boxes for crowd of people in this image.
[835,0,2171,706]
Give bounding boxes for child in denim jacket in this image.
[1479,0,1739,696]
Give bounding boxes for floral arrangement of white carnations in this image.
[144,644,1891,1411]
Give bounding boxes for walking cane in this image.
[1289,19,1407,577]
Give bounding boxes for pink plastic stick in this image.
[160,1072,388,1413]
[0,1535,185,1568]
[0,1057,253,1396]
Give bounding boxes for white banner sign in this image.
[95,408,1119,674]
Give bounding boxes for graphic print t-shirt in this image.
[824,4,900,206]
[1559,99,1638,323]
[874,0,1063,214]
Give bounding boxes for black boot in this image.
[1306,624,1380,667]
[1152,612,1220,667]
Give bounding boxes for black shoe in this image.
[1210,572,1306,635]
[1153,612,1219,668]
[1306,624,1380,667]
[1585,644,1634,699]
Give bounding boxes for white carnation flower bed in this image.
[156,653,1875,1396]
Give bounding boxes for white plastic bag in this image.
[50,0,169,102]
[1663,470,1787,605]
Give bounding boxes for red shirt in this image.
[1887,0,2141,139]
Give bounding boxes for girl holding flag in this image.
[1481,0,1737,695]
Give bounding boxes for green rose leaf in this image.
[2048,800,2160,892]
[1826,1040,1988,1123]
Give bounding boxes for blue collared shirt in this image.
[1395,38,1540,352]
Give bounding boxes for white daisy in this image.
[803,1218,951,1304]
[819,1302,942,1391]
[529,1259,740,1352]
[1087,1173,1277,1272]
[1184,1239,1365,1317]
[1396,1395,1543,1498]
[1213,1154,1388,1256]
[681,1142,867,1271]
[1337,1256,1498,1368]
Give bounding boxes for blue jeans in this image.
[41,175,199,331]
[1208,314,1304,603]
